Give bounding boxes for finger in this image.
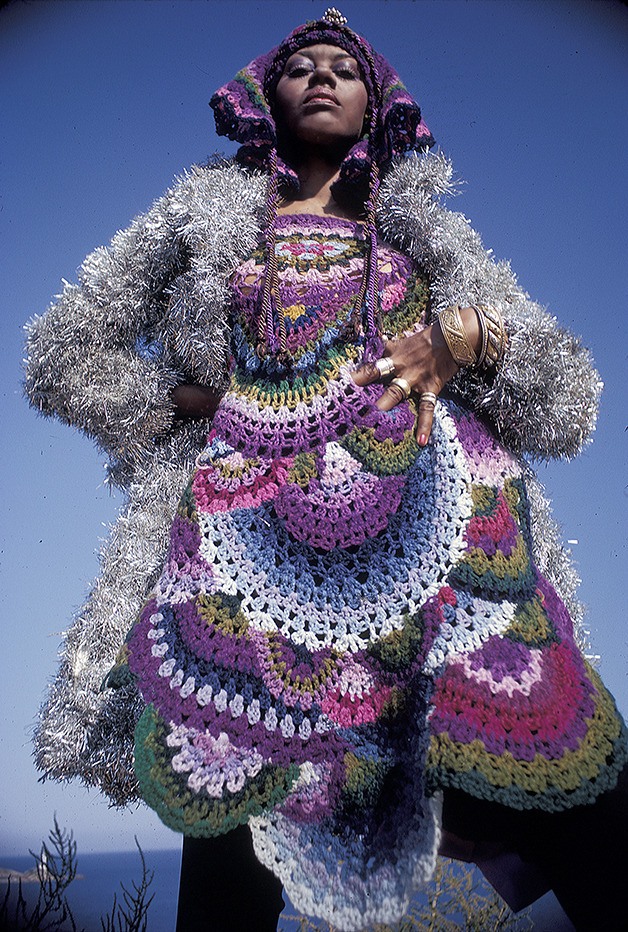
[376,381,409,411]
[352,354,394,386]
[415,395,437,446]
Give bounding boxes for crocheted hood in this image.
[209,8,435,194]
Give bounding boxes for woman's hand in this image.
[352,307,481,446]
[172,384,222,420]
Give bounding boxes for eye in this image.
[335,66,360,80]
[284,63,313,78]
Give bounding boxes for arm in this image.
[24,160,267,464]
[24,191,188,471]
[451,296,602,460]
[353,305,481,445]
[378,154,602,460]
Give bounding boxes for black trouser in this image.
[175,826,284,932]
[442,762,628,931]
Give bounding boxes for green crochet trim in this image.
[449,478,536,600]
[341,425,421,477]
[381,270,430,337]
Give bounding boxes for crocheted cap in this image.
[210,8,435,192]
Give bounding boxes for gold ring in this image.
[374,356,396,379]
[419,391,438,406]
[390,377,412,400]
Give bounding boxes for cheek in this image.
[274,80,298,126]
[349,86,369,130]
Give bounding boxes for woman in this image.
[25,9,627,931]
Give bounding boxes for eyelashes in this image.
[284,65,311,78]
[283,63,361,81]
[336,67,361,80]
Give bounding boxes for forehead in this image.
[284,44,360,66]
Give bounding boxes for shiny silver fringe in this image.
[24,162,266,470]
[25,155,601,804]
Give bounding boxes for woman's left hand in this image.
[172,384,222,420]
[352,308,480,446]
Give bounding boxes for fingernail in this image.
[419,433,428,446]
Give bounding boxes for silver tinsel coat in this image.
[24,154,602,805]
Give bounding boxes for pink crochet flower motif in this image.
[167,725,263,797]
[380,280,406,312]
[276,239,350,260]
[321,686,393,727]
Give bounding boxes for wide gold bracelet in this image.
[438,304,478,367]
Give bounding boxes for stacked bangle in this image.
[471,304,507,367]
[438,303,507,369]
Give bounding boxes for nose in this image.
[308,64,336,87]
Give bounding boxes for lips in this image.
[303,89,340,106]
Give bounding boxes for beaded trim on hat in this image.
[322,7,348,27]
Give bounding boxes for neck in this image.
[277,151,360,219]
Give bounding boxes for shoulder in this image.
[377,152,462,257]
[170,159,266,222]
[153,159,265,260]
[380,151,456,203]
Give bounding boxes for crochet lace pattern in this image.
[126,215,626,930]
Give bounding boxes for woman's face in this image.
[274,44,369,155]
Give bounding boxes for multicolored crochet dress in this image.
[124,214,626,930]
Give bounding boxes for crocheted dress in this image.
[125,214,626,930]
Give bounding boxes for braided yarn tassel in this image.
[257,148,285,359]
[362,159,382,360]
[345,155,382,362]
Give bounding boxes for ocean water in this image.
[0,849,179,932]
[71,849,180,931]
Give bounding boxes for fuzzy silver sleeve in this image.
[24,162,266,472]
[379,154,603,460]
[31,425,208,805]
[27,162,268,798]
[23,199,188,470]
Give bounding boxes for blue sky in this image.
[1,0,626,923]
